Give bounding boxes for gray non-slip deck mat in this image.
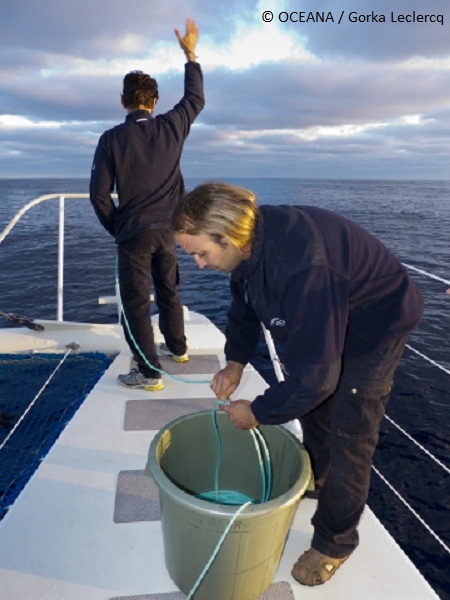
[110,580,295,599]
[113,470,160,523]
[111,595,183,600]
[124,396,218,431]
[158,353,221,375]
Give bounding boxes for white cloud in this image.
[200,21,315,70]
[0,115,61,129]
[0,0,449,179]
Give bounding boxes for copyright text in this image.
[261,10,444,25]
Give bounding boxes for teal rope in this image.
[196,401,272,505]
[251,427,273,502]
[187,403,273,598]
[186,501,251,600]
[115,258,211,385]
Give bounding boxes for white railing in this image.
[403,263,450,287]
[2,193,450,326]
[0,193,117,321]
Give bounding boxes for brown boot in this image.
[292,547,349,586]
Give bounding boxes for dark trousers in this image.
[117,229,186,379]
[300,334,408,558]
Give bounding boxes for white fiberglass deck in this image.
[0,310,440,600]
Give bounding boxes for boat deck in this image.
[0,310,441,600]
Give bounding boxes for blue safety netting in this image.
[0,352,112,520]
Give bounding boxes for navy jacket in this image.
[226,205,424,424]
[89,62,204,243]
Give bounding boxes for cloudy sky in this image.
[1,0,449,180]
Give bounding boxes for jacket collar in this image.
[125,109,153,122]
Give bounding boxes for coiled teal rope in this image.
[196,400,272,505]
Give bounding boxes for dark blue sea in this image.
[1,178,449,599]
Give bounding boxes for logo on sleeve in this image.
[270,317,285,327]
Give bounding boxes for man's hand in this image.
[219,400,259,430]
[210,361,244,401]
[175,18,199,62]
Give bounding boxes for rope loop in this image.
[195,400,272,505]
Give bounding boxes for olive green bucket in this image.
[146,410,312,600]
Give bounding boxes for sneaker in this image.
[158,342,189,363]
[118,369,164,391]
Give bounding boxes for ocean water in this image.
[0,178,449,599]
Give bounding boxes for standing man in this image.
[90,19,204,391]
[171,181,423,587]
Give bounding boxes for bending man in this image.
[171,181,423,587]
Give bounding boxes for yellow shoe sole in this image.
[143,381,164,391]
[172,354,189,364]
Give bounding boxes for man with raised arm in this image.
[90,19,204,391]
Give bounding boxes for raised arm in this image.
[174,18,199,62]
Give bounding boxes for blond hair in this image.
[172,182,258,249]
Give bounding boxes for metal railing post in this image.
[57,195,65,321]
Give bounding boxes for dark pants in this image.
[300,334,408,558]
[117,228,186,379]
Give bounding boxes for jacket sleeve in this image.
[251,361,342,424]
[160,62,205,139]
[224,279,262,366]
[89,134,117,237]
[250,266,350,424]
